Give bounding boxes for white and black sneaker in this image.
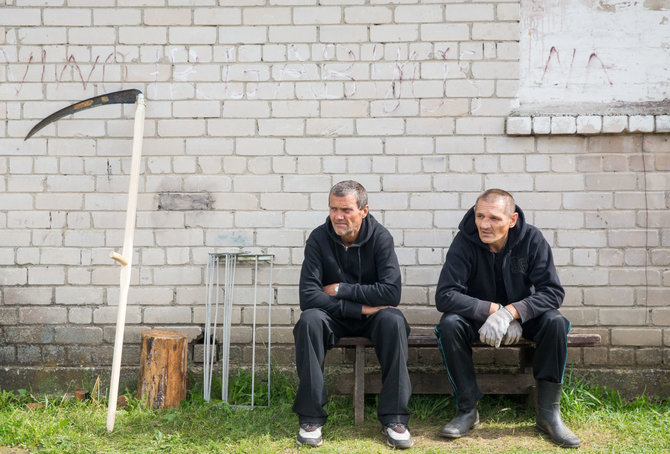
[383,423,414,449]
[297,423,323,447]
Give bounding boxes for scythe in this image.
[26,89,146,432]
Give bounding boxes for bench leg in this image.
[354,344,365,425]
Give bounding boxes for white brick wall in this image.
[0,1,668,371]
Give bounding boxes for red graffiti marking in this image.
[540,47,614,88]
[1,49,34,95]
[540,46,560,85]
[587,52,614,86]
[57,54,101,90]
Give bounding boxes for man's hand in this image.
[502,320,522,345]
[361,305,391,315]
[323,283,339,296]
[479,307,513,348]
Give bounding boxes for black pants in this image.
[435,309,570,412]
[292,307,412,426]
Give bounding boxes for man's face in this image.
[474,197,518,253]
[329,193,369,245]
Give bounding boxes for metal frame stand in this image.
[203,252,274,408]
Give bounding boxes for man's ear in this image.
[362,205,369,217]
[509,212,519,228]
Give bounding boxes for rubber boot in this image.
[535,380,580,448]
[439,407,479,438]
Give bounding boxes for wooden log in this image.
[138,329,188,409]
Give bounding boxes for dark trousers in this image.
[435,309,570,412]
[292,307,412,426]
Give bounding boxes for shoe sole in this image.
[296,439,323,448]
[535,424,580,449]
[386,439,414,449]
[297,435,323,448]
[438,420,480,439]
[383,428,414,449]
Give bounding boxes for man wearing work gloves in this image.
[293,180,413,449]
[434,189,579,448]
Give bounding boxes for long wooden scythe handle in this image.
[106,93,146,432]
[25,89,146,432]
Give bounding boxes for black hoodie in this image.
[299,214,402,320]
[435,205,564,323]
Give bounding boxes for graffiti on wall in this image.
[519,0,670,109]
[1,43,482,115]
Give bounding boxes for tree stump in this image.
[138,329,188,409]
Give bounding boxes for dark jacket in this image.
[299,214,401,319]
[435,205,564,323]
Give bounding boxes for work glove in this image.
[502,319,522,345]
[479,306,514,348]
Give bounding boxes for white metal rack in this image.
[203,252,274,407]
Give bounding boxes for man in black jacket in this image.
[435,189,579,448]
[293,180,413,449]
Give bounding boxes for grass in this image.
[0,370,668,453]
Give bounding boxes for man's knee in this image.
[537,310,570,335]
[437,313,468,341]
[294,308,328,337]
[374,307,409,336]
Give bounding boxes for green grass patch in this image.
[0,371,668,453]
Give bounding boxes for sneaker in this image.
[383,423,414,449]
[297,423,323,447]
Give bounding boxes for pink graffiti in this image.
[57,54,101,90]
[540,47,613,87]
[2,44,470,115]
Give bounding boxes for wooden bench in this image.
[335,333,601,424]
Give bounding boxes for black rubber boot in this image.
[439,407,479,438]
[535,380,580,448]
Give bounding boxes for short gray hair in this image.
[329,180,368,209]
[476,188,515,217]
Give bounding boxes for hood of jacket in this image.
[458,204,528,251]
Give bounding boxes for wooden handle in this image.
[107,93,145,433]
[110,251,128,266]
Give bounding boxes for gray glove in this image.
[502,319,522,345]
[479,307,514,348]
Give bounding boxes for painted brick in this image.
[395,5,443,23]
[602,115,628,133]
[445,4,494,22]
[612,329,662,347]
[294,6,341,24]
[44,8,91,26]
[93,8,141,25]
[628,115,654,133]
[344,6,392,24]
[219,26,266,44]
[371,24,418,42]
[576,116,602,134]
[506,116,531,135]
[420,23,470,41]
[20,307,67,324]
[335,138,383,155]
[532,117,551,134]
[55,326,102,344]
[551,116,577,135]
[194,8,241,25]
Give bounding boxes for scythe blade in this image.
[25,88,142,140]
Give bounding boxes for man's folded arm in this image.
[299,240,363,319]
[435,242,491,322]
[336,233,401,307]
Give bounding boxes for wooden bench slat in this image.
[335,333,600,348]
